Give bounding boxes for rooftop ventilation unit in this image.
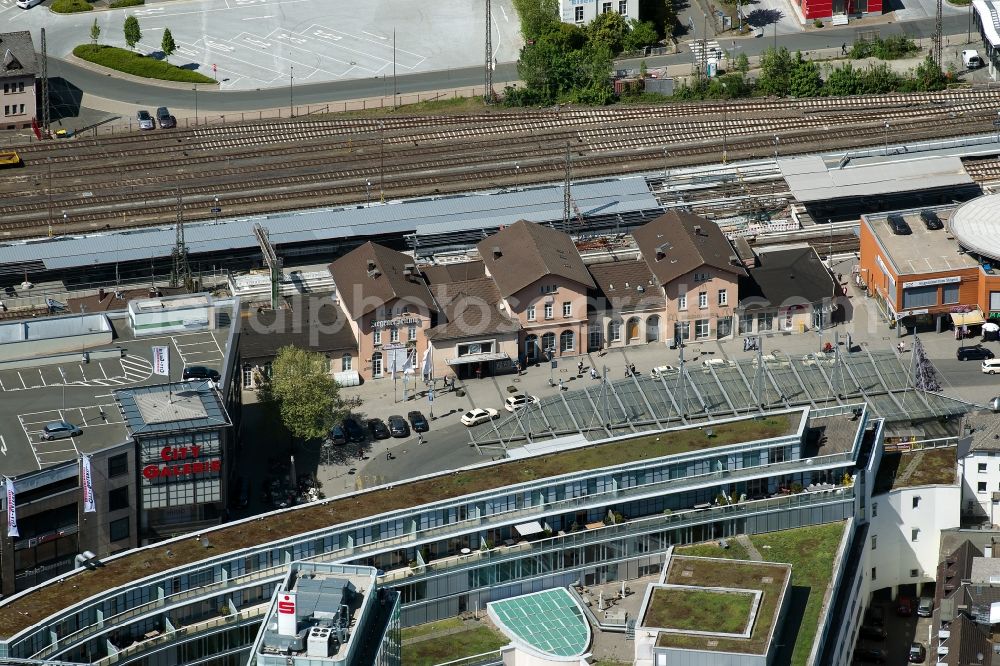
[306,627,333,658]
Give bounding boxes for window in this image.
[562,301,572,317]
[739,314,753,334]
[389,327,399,343]
[527,305,536,321]
[943,283,960,305]
[588,323,602,350]
[872,502,877,517]
[574,5,584,20]
[544,303,553,319]
[108,454,128,478]
[541,332,555,354]
[110,517,130,542]
[17,82,23,93]
[757,312,774,331]
[618,0,628,13]
[3,106,7,116]
[373,328,382,345]
[675,321,690,341]
[695,319,710,339]
[911,528,919,542]
[871,567,876,581]
[902,286,938,309]
[16,104,22,114]
[698,292,708,309]
[718,289,728,306]
[560,330,575,352]
[2,84,6,94]
[912,496,921,509]
[242,365,253,388]
[602,1,611,12]
[871,535,877,550]
[980,463,988,473]
[109,487,129,512]
[979,481,988,493]
[371,352,383,377]
[341,354,352,371]
[609,320,622,342]
[910,569,919,578]
[678,294,687,311]
[991,291,1000,313]
[408,324,417,341]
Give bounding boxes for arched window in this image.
[627,317,640,342]
[608,320,622,343]
[541,332,556,356]
[371,352,383,378]
[342,354,352,371]
[646,315,660,343]
[525,335,539,362]
[588,323,602,351]
[560,330,575,352]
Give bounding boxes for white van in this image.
[982,358,1000,375]
[16,0,43,8]
[963,49,984,69]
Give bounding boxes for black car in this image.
[919,209,943,230]
[367,418,390,440]
[387,414,410,438]
[854,647,888,663]
[886,214,911,235]
[866,605,885,628]
[325,424,347,445]
[858,625,887,641]
[408,410,429,432]
[958,345,994,361]
[909,642,927,664]
[183,365,221,382]
[156,106,176,129]
[342,417,365,443]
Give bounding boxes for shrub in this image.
[110,0,144,7]
[813,18,824,27]
[72,44,216,83]
[51,0,92,13]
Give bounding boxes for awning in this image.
[951,309,986,327]
[514,521,545,537]
[446,352,510,366]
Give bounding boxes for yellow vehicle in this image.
[0,150,22,168]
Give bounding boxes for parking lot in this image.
[855,598,933,665]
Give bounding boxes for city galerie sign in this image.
[143,445,221,480]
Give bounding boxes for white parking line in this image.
[0,435,6,456]
[242,14,274,19]
[16,371,25,389]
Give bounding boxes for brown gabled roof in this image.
[588,260,665,313]
[420,260,486,285]
[944,614,994,666]
[328,242,436,320]
[477,220,595,298]
[240,296,357,362]
[0,32,35,78]
[633,211,745,286]
[426,278,519,341]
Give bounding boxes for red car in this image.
[897,596,914,617]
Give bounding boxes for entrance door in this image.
[371,352,383,378]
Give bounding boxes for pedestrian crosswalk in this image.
[691,40,724,67]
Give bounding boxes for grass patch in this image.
[109,0,144,6]
[647,588,753,634]
[72,45,215,84]
[334,96,492,119]
[0,413,793,638]
[894,448,957,489]
[402,625,508,666]
[51,0,92,12]
[401,616,465,642]
[674,539,749,560]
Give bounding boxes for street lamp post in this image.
[289,66,294,118]
[514,162,520,188]
[366,179,371,205]
[883,121,890,156]
[193,85,198,127]
[379,121,385,202]
[773,135,779,159]
[213,196,219,223]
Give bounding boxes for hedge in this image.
[72,45,216,84]
[51,0,93,13]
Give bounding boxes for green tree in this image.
[734,52,750,74]
[587,10,630,53]
[123,15,141,51]
[257,346,346,442]
[823,62,861,96]
[755,47,794,97]
[161,27,176,62]
[789,54,822,97]
[623,19,658,52]
[512,0,559,41]
[90,18,100,45]
[910,54,947,91]
[858,62,900,93]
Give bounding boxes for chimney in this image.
[492,246,502,260]
[366,259,377,271]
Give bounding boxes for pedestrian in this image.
[624,364,630,377]
[386,451,391,461]
[630,363,636,376]
[475,365,482,380]
[841,42,847,55]
[417,432,424,445]
[577,360,584,375]
[559,378,564,390]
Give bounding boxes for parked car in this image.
[919,209,943,230]
[504,393,539,412]
[15,0,44,8]
[40,421,82,441]
[908,642,927,663]
[137,109,155,130]
[866,604,885,628]
[650,365,676,378]
[325,424,347,445]
[855,647,888,664]
[342,417,365,443]
[407,410,429,432]
[958,345,994,361]
[156,106,176,129]
[461,408,499,427]
[963,49,984,69]
[858,625,887,641]
[182,365,221,382]
[886,214,911,236]
[387,415,410,438]
[897,595,914,617]
[991,396,1000,413]
[367,418,390,440]
[917,596,934,617]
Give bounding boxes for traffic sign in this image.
[211,207,222,213]
[993,120,1000,127]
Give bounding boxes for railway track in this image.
[3,90,1000,238]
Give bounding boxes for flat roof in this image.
[863,208,978,276]
[778,155,973,204]
[0,313,111,345]
[0,305,235,478]
[488,588,589,659]
[947,194,1000,264]
[116,382,231,436]
[652,556,790,654]
[875,446,958,492]
[0,412,797,638]
[973,0,1000,48]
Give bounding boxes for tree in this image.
[911,54,947,91]
[788,54,822,98]
[734,52,750,75]
[587,10,630,54]
[623,19,658,52]
[161,28,176,62]
[90,18,100,45]
[123,16,141,51]
[256,346,346,442]
[756,47,794,97]
[513,0,559,41]
[823,62,861,96]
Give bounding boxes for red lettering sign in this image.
[142,458,221,480]
[277,595,295,614]
[160,446,202,462]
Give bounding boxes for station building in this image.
[559,0,639,25]
[858,195,1000,334]
[0,31,37,131]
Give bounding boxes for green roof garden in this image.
[0,412,795,639]
[646,588,756,636]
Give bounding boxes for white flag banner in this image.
[152,346,170,377]
[6,478,18,538]
[81,456,96,513]
[421,347,432,379]
[401,350,415,373]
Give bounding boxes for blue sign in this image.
[211,207,222,213]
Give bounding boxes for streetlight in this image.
[213,196,219,223]
[289,66,294,118]
[366,179,371,205]
[379,121,385,202]
[193,84,198,127]
[773,135,780,159]
[514,162,520,188]
[883,121,890,156]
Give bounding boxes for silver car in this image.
[40,421,82,441]
[137,110,155,130]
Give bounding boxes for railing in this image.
[433,650,504,666]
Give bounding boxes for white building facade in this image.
[559,0,638,25]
